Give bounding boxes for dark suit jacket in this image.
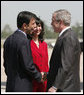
[80,41,83,52]
[3,30,42,92]
[47,28,81,92]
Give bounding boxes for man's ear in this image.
[60,20,63,25]
[22,23,28,30]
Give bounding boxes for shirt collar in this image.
[17,29,27,37]
[59,26,71,37]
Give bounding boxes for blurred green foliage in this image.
[44,24,59,39]
[1,24,13,39]
[71,22,83,39]
[1,22,83,39]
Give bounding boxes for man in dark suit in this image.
[3,11,45,92]
[47,9,81,92]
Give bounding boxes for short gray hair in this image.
[54,9,71,26]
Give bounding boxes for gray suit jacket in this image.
[47,28,81,92]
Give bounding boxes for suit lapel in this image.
[58,28,72,41]
[54,28,72,50]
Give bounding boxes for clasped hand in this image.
[41,72,47,83]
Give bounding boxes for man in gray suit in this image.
[47,9,81,92]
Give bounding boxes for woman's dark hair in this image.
[17,11,37,28]
[35,17,45,42]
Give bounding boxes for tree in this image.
[44,24,58,39]
[1,24,13,39]
[71,22,83,39]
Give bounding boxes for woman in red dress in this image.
[30,17,49,92]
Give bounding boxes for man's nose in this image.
[34,23,36,27]
[34,23,37,28]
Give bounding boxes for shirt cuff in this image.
[52,86,57,90]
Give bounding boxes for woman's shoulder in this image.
[41,41,47,46]
[30,40,35,46]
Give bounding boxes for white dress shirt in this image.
[59,26,71,37]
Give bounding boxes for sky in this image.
[1,1,83,31]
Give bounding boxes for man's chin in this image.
[26,30,31,34]
[54,29,59,33]
[54,29,56,33]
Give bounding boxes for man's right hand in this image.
[48,87,58,92]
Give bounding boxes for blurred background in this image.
[1,1,83,93]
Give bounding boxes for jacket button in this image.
[40,64,42,66]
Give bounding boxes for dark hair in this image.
[17,11,37,28]
[35,17,45,42]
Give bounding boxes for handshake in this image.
[41,72,48,83]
